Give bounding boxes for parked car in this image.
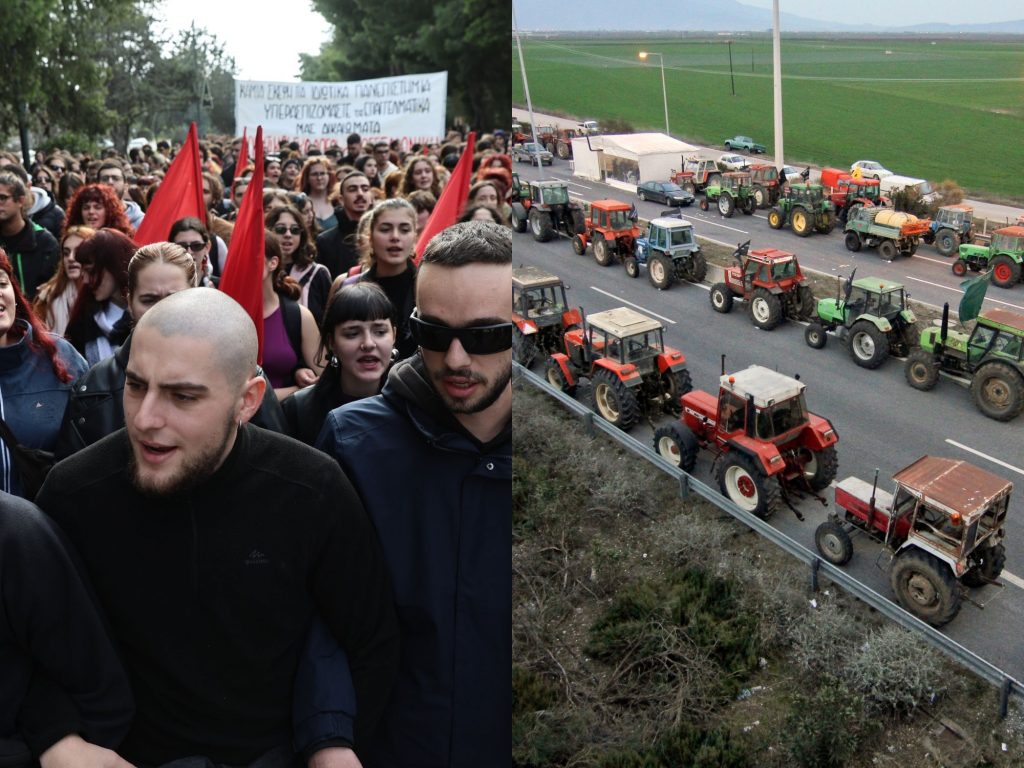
[718,153,748,171]
[850,160,893,180]
[579,120,600,134]
[724,136,765,153]
[637,181,695,207]
[512,142,553,165]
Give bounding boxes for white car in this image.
[850,160,893,180]
[718,153,748,171]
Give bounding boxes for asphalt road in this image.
[512,191,1024,679]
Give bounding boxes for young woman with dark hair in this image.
[297,158,336,231]
[266,205,331,323]
[64,228,136,365]
[32,225,95,335]
[398,157,442,199]
[0,248,88,498]
[169,216,215,286]
[281,281,397,445]
[63,184,133,236]
[262,230,323,400]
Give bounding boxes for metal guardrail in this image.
[514,362,1024,717]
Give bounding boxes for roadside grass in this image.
[512,37,1024,201]
[512,382,1024,766]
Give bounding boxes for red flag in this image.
[414,131,476,264]
[133,122,205,245]
[237,128,249,178]
[220,126,267,364]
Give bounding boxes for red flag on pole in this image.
[414,131,476,264]
[133,122,205,245]
[237,128,249,178]
[220,127,267,364]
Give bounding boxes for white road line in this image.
[1003,571,1024,590]
[566,181,593,189]
[699,235,746,250]
[944,439,1024,477]
[911,253,952,267]
[903,276,1024,311]
[689,216,750,234]
[589,286,677,324]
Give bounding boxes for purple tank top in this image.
[262,305,299,389]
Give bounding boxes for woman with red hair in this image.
[0,248,88,498]
[64,183,134,237]
[65,229,136,365]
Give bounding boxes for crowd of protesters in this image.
[0,125,512,768]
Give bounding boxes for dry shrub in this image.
[787,600,861,676]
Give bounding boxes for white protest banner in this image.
[235,71,448,153]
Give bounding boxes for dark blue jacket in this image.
[315,354,511,768]
[0,321,88,498]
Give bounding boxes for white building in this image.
[570,132,700,192]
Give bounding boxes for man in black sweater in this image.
[315,171,372,280]
[0,171,58,301]
[36,288,399,767]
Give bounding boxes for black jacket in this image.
[36,425,399,766]
[28,190,66,241]
[0,220,59,301]
[55,331,289,460]
[281,371,365,446]
[0,492,132,760]
[314,210,360,280]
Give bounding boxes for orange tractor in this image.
[747,164,783,208]
[512,266,581,367]
[670,156,722,194]
[572,199,642,272]
[820,167,887,223]
[545,307,691,431]
[653,364,839,519]
[709,241,816,330]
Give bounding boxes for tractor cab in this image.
[715,366,811,442]
[582,308,667,372]
[785,183,831,209]
[531,181,570,206]
[726,248,802,292]
[643,216,699,255]
[841,177,883,204]
[588,200,638,235]
[510,172,529,203]
[840,278,912,324]
[935,204,973,231]
[722,172,752,194]
[512,266,571,326]
[990,226,1024,254]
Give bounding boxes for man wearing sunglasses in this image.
[316,221,511,767]
[97,161,145,229]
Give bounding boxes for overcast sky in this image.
[156,0,332,81]
[741,0,1023,25]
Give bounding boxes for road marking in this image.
[589,286,677,324]
[699,235,746,250]
[1003,571,1024,590]
[566,181,592,189]
[690,217,750,234]
[903,276,1024,311]
[944,439,1024,478]
[911,253,951,267]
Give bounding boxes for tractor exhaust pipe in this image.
[745,393,755,438]
[940,302,949,347]
[867,467,879,529]
[721,354,726,377]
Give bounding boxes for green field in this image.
[512,37,1024,201]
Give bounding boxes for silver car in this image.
[512,142,553,166]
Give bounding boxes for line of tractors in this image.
[513,264,1015,628]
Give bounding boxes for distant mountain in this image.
[513,0,1024,34]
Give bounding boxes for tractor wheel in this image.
[848,321,889,369]
[592,234,613,266]
[648,254,673,290]
[513,328,537,367]
[624,256,640,278]
[685,252,708,283]
[718,193,735,218]
[802,445,838,491]
[544,358,576,396]
[990,256,1022,288]
[749,288,783,330]
[767,208,783,230]
[805,322,828,349]
[653,422,699,472]
[905,240,919,256]
[844,231,862,252]
[951,259,968,277]
[718,453,780,520]
[661,368,693,415]
[962,543,1007,588]
[904,349,940,391]
[570,208,586,235]
[707,173,722,188]
[510,207,528,233]
[710,283,734,314]
[592,369,641,431]
[752,184,768,208]
[791,207,812,237]
[878,240,898,261]
[935,229,960,256]
[556,141,570,160]
[572,234,586,255]
[815,210,835,234]
[545,141,555,155]
[890,549,961,626]
[699,197,710,212]
[814,521,853,566]
[970,362,1024,422]
[741,196,755,215]
[529,209,554,242]
[793,285,816,320]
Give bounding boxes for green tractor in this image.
[767,183,836,237]
[952,226,1024,288]
[904,305,1024,422]
[699,171,757,218]
[509,180,586,242]
[805,272,918,369]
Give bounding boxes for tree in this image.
[300,0,510,131]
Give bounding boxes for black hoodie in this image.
[0,219,58,301]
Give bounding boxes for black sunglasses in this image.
[48,164,65,172]
[409,311,512,355]
[175,240,206,253]
[273,225,303,236]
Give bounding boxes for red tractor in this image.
[670,156,722,193]
[820,167,887,223]
[747,164,782,208]
[512,266,581,367]
[816,457,1012,626]
[572,199,642,272]
[545,307,691,431]
[653,364,839,519]
[709,241,816,330]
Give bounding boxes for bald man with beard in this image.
[35,288,398,768]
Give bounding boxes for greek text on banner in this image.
[234,71,448,152]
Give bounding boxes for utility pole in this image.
[772,0,784,168]
[728,40,735,96]
[513,1,542,168]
